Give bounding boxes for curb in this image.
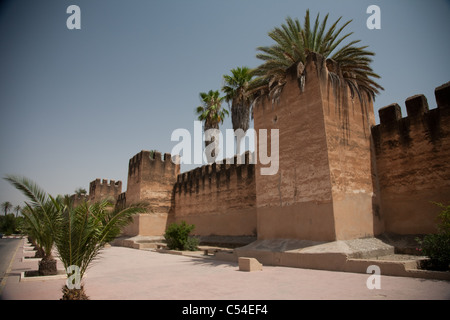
[0,238,22,295]
[19,270,67,282]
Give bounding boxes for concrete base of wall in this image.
[232,237,450,281]
[111,233,450,281]
[121,213,169,237]
[111,235,166,250]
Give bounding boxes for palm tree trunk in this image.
[38,256,57,276]
[34,245,45,258]
[204,121,219,161]
[231,101,250,155]
[231,101,250,133]
[61,285,89,300]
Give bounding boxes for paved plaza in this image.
[1,238,449,301]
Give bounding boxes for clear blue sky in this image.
[1,0,449,209]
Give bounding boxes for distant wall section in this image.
[89,179,122,203]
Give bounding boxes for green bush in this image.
[164,221,199,251]
[0,214,21,235]
[417,203,450,271]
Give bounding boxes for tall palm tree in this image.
[1,201,12,215]
[222,66,254,133]
[14,205,21,217]
[195,90,228,160]
[249,10,383,106]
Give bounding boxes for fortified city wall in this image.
[74,53,450,242]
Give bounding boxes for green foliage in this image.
[0,214,20,234]
[164,221,199,251]
[5,174,146,298]
[195,90,228,130]
[4,175,60,259]
[74,187,87,196]
[249,10,383,105]
[57,199,146,279]
[417,203,450,271]
[222,66,254,132]
[1,201,12,215]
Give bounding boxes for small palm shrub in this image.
[164,221,199,251]
[417,203,450,271]
[5,176,60,275]
[5,175,146,299]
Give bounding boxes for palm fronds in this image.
[56,198,146,279]
[4,175,146,299]
[249,10,384,106]
[222,66,253,132]
[4,175,60,259]
[195,90,228,129]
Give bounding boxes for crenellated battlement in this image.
[128,150,179,178]
[71,73,450,240]
[372,81,450,152]
[174,152,255,196]
[89,178,122,193]
[88,178,123,203]
[371,81,450,235]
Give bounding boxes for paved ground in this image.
[0,238,21,294]
[1,238,449,300]
[0,239,21,276]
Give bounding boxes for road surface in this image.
[0,238,21,288]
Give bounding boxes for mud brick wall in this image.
[253,52,381,241]
[122,150,179,236]
[172,152,257,236]
[372,82,450,234]
[88,178,122,203]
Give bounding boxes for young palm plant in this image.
[4,175,61,275]
[5,175,146,299]
[58,198,146,300]
[249,10,383,106]
[195,90,228,161]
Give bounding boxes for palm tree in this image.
[195,90,229,160]
[222,67,254,156]
[222,66,254,133]
[5,175,146,298]
[248,10,383,106]
[14,205,21,217]
[74,187,87,196]
[4,176,60,275]
[1,201,12,215]
[58,198,146,300]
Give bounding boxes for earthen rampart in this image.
[372,82,450,234]
[72,54,449,243]
[120,150,179,236]
[88,178,122,203]
[253,52,381,241]
[172,152,257,236]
